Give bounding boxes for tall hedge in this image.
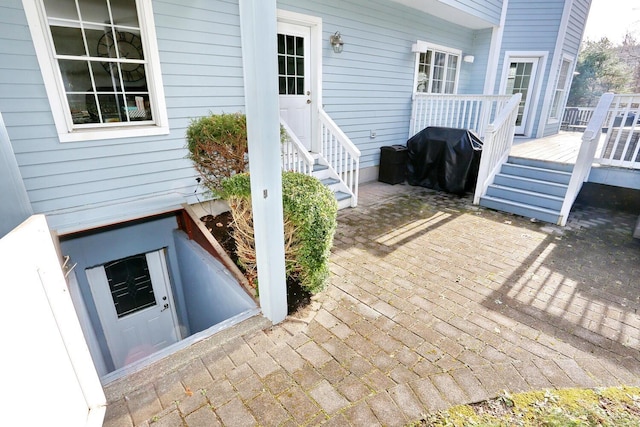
[185,113,248,194]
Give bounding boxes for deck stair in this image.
[479,156,573,224]
[311,155,352,209]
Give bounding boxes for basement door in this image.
[86,249,179,370]
[278,22,312,150]
[504,57,539,135]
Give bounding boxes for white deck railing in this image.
[280,117,314,175]
[561,107,595,131]
[409,93,512,139]
[473,93,522,204]
[319,110,361,207]
[594,94,640,169]
[558,93,616,226]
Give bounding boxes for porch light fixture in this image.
[463,55,475,63]
[330,31,344,53]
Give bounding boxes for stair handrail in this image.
[557,93,615,226]
[473,93,522,204]
[280,116,314,175]
[318,109,361,206]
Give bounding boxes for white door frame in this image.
[500,51,548,137]
[277,9,322,152]
[87,248,180,371]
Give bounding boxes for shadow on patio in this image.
[333,181,640,371]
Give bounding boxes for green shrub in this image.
[220,171,338,294]
[186,112,248,194]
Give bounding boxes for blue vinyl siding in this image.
[540,0,590,137]
[1,0,246,230]
[443,0,503,26]
[279,0,491,169]
[497,0,565,136]
[556,0,590,118]
[2,0,494,228]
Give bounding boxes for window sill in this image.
[58,125,170,143]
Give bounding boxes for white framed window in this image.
[22,0,169,142]
[549,56,573,121]
[413,42,461,94]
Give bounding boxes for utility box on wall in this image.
[378,145,408,185]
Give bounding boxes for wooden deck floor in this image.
[510,131,583,164]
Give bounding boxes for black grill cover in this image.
[406,127,483,195]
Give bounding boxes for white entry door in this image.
[278,22,312,150]
[504,57,539,135]
[87,249,179,370]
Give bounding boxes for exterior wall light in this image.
[330,31,344,53]
[463,55,475,63]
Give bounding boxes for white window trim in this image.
[22,0,169,143]
[412,40,462,94]
[548,53,575,124]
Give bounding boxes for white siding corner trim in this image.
[21,0,169,143]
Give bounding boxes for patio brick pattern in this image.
[103,181,640,426]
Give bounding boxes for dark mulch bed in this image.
[200,212,311,314]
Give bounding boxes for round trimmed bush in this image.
[219,171,337,294]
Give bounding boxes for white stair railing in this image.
[280,117,314,175]
[473,93,522,204]
[319,110,361,207]
[557,93,615,226]
[410,94,512,139]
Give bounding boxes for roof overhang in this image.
[388,0,496,29]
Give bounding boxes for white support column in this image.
[238,0,288,324]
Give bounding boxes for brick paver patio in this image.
[103,181,640,426]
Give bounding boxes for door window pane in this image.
[104,253,156,318]
[507,60,536,126]
[277,32,305,95]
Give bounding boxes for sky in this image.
[582,0,640,44]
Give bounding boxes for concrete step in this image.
[313,163,328,173]
[507,156,574,173]
[335,191,350,202]
[485,184,565,211]
[480,195,561,224]
[500,163,572,185]
[321,177,340,187]
[335,191,352,210]
[493,173,568,197]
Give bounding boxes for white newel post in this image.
[239,0,288,324]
